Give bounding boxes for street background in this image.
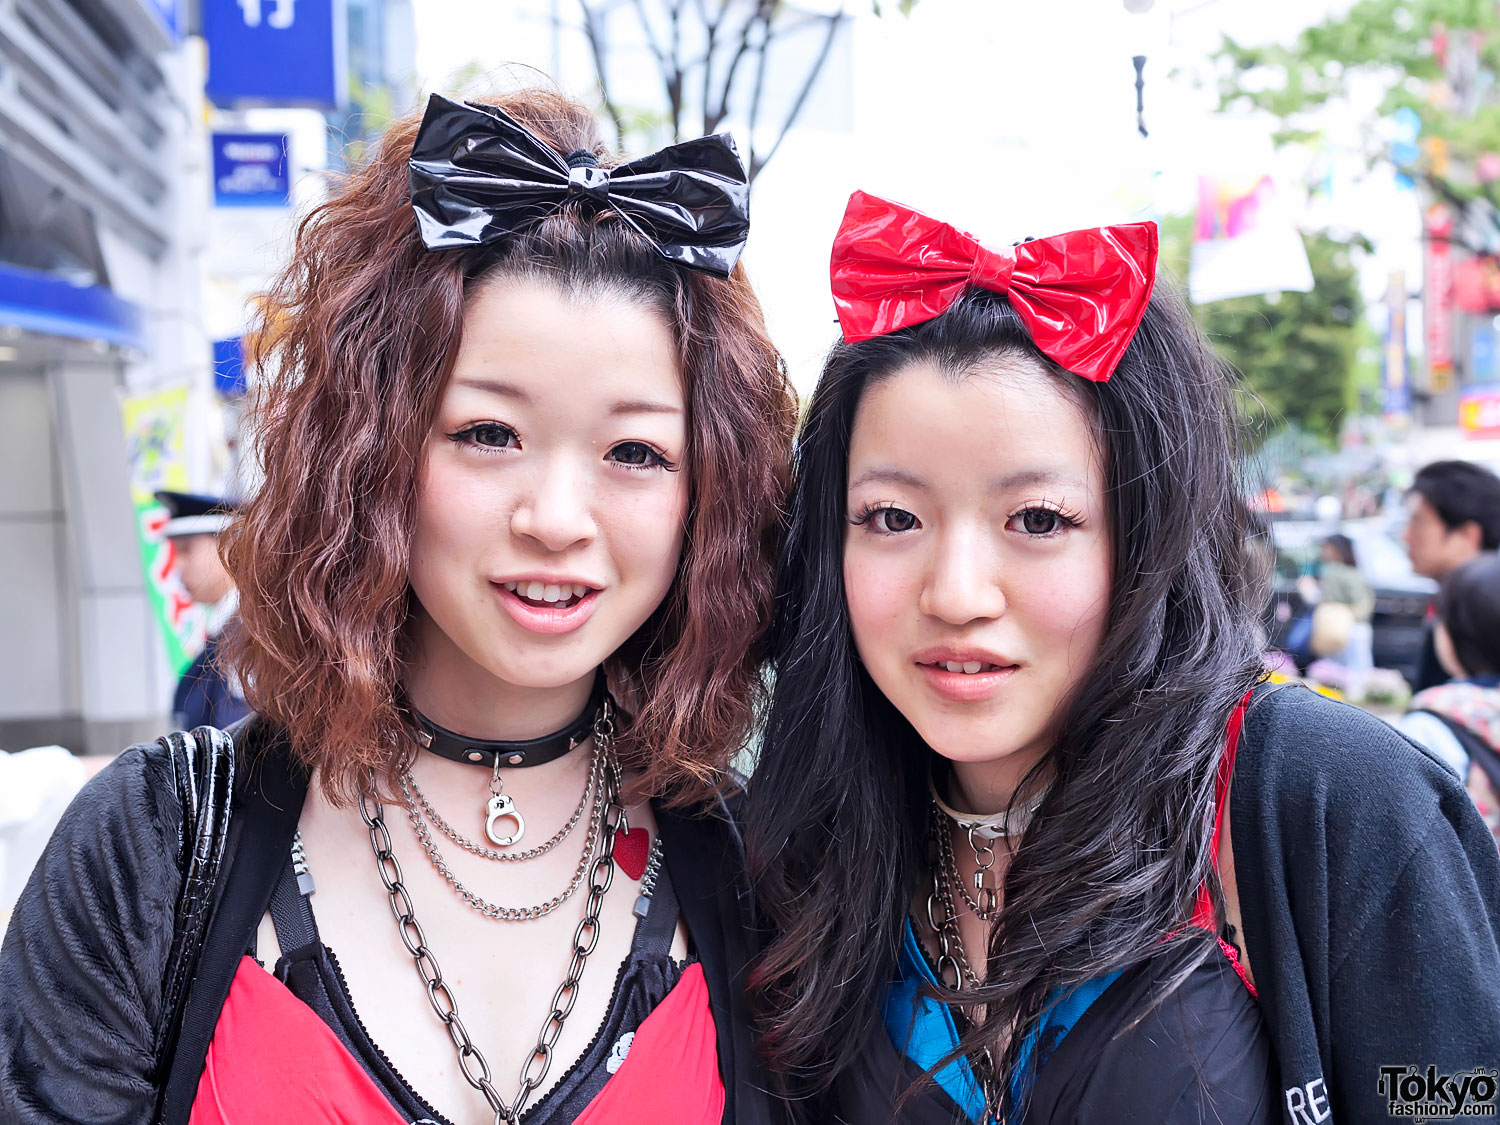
[3,0,1498,755]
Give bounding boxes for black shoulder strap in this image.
[266,845,322,956]
[630,852,681,957]
[158,723,308,1125]
[155,725,235,1066]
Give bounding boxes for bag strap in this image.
[1416,709,1500,793]
[154,725,236,1069]
[157,722,308,1125]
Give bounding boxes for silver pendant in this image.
[484,792,525,846]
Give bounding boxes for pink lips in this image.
[919,663,1017,702]
[494,583,601,635]
[912,648,1019,703]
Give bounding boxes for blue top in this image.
[883,919,1121,1122]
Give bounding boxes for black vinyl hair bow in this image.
[408,93,751,277]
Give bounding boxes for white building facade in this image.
[0,0,213,753]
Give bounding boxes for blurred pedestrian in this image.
[1314,533,1374,698]
[1396,554,1500,847]
[1403,460,1500,690]
[156,490,250,732]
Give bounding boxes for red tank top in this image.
[190,958,724,1124]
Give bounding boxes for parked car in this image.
[1265,518,1436,686]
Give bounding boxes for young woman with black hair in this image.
[747,192,1500,1124]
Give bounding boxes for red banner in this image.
[1453,258,1500,312]
[1425,204,1455,391]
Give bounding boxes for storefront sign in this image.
[1424,203,1455,393]
[121,388,208,675]
[211,132,289,207]
[1454,257,1500,312]
[204,0,347,110]
[1459,386,1500,438]
[1383,271,1410,417]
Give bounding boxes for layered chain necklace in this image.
[360,683,623,1125]
[920,773,1050,1107]
[399,739,608,922]
[923,775,1048,975]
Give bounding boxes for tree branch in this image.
[579,0,626,148]
[669,0,686,137]
[750,9,845,181]
[744,6,774,176]
[709,0,773,134]
[696,0,717,134]
[629,0,683,139]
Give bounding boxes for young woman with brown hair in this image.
[0,88,796,1125]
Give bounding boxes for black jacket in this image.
[0,724,778,1125]
[1231,684,1500,1124]
[829,952,1278,1124]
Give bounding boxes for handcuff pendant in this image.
[484,756,525,847]
[484,791,525,847]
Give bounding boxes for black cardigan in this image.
[1231,684,1500,1124]
[0,727,780,1125]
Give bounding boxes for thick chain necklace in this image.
[402,736,601,863]
[934,799,1002,921]
[926,836,981,990]
[359,704,624,1124]
[924,824,1003,1115]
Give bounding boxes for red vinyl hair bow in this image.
[829,191,1159,382]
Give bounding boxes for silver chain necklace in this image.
[402,736,601,864]
[923,822,1001,1113]
[926,843,981,990]
[934,799,1003,921]
[359,710,624,1124]
[399,731,617,923]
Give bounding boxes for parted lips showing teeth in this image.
[500,580,594,605]
[929,660,1002,674]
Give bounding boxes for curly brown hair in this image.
[222,89,797,807]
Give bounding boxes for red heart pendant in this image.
[613,826,650,881]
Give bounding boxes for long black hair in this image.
[1436,553,1500,678]
[746,283,1265,1119]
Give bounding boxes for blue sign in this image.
[204,0,347,111]
[1472,324,1497,383]
[212,132,290,207]
[213,338,248,397]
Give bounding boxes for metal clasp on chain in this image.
[967,824,999,918]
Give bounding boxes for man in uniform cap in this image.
[154,491,251,732]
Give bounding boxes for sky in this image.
[407,0,1409,393]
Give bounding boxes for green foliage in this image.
[1213,1,1500,224]
[1157,214,1367,439]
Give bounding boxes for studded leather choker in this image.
[408,670,607,770]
